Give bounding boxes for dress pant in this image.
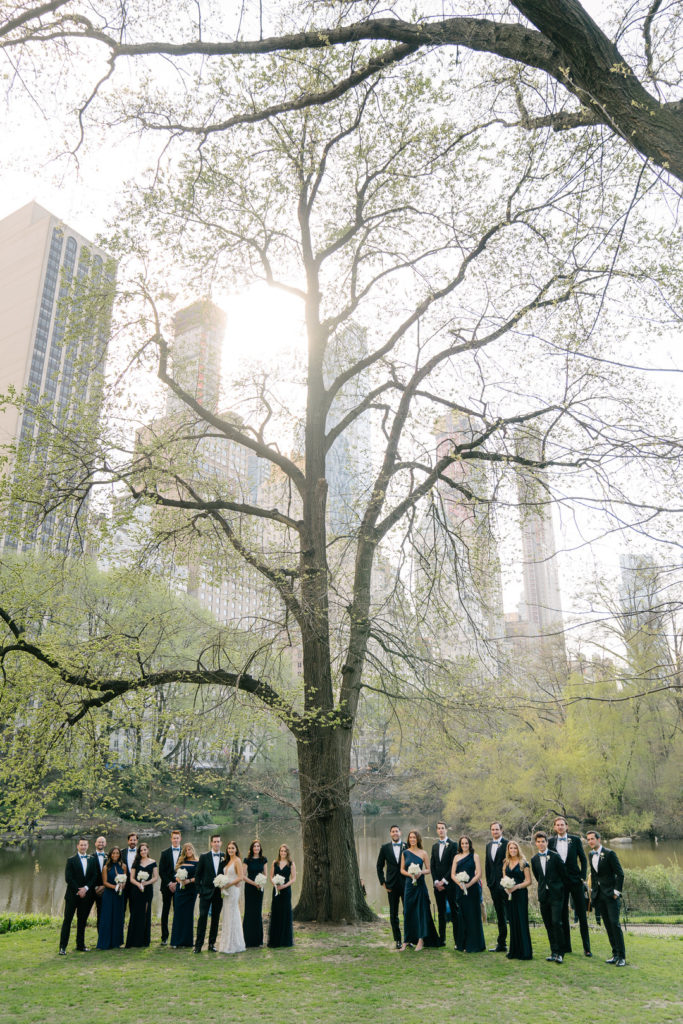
[540,894,564,956]
[386,886,404,943]
[490,886,508,948]
[434,884,456,946]
[561,879,591,953]
[59,891,94,950]
[195,890,223,949]
[594,892,625,958]
[160,885,174,943]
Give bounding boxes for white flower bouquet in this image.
[254,872,268,891]
[407,863,423,886]
[272,873,286,895]
[499,876,516,898]
[114,873,126,895]
[137,871,150,884]
[213,873,229,890]
[175,867,189,888]
[454,871,470,893]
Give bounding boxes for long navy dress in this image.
[454,852,486,952]
[505,863,533,960]
[402,849,439,947]
[170,861,198,948]
[267,862,293,948]
[243,856,267,947]
[126,861,156,948]
[96,864,125,950]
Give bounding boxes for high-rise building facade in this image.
[0,202,114,551]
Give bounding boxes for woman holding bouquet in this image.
[126,842,158,948]
[267,844,296,948]
[96,847,127,950]
[502,840,533,960]
[242,840,268,947]
[451,836,486,952]
[217,841,246,954]
[399,830,439,950]
[170,843,198,948]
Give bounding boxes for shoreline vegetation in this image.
[1,917,681,1024]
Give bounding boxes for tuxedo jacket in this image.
[195,851,227,897]
[548,833,587,884]
[589,847,624,901]
[93,851,108,885]
[64,853,100,897]
[376,841,406,889]
[531,850,567,902]
[485,838,508,890]
[430,839,457,884]
[159,846,183,889]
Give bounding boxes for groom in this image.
[430,821,457,947]
[194,834,226,953]
[376,825,406,949]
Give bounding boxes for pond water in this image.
[1,814,680,918]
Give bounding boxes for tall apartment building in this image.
[0,202,114,552]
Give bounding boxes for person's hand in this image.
[383,884,391,891]
[169,881,177,894]
[77,886,88,898]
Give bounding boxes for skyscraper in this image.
[0,202,114,552]
[167,299,226,417]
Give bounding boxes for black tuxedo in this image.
[589,846,625,959]
[485,837,509,949]
[121,847,138,918]
[158,845,183,943]
[194,851,226,950]
[430,839,457,945]
[549,833,590,953]
[376,840,406,944]
[59,853,100,951]
[531,849,567,957]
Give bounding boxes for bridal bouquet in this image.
[407,863,422,886]
[499,876,516,899]
[254,872,268,892]
[175,867,188,889]
[272,873,286,895]
[454,871,470,894]
[214,873,229,891]
[137,871,150,884]
[114,873,126,895]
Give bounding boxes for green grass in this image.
[2,918,681,1024]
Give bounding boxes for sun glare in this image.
[219,284,305,366]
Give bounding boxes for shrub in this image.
[623,864,683,914]
[0,914,54,935]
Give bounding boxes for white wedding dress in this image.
[218,864,246,954]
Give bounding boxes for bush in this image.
[0,914,54,935]
[623,864,683,914]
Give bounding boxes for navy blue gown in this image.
[402,849,439,946]
[243,856,267,947]
[170,861,198,948]
[267,862,293,948]
[126,861,156,948]
[505,863,533,960]
[97,865,125,950]
[454,852,486,952]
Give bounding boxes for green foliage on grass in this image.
[0,913,55,934]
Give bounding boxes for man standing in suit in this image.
[58,838,100,954]
[531,830,568,963]
[430,821,456,947]
[159,828,182,945]
[122,832,138,921]
[586,829,626,966]
[376,825,406,949]
[93,835,107,929]
[194,834,225,953]
[485,821,508,952]
[549,815,591,956]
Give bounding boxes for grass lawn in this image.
[4,918,682,1024]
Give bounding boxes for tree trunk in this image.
[294,726,374,922]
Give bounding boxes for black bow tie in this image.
[557,836,568,841]
[439,840,447,844]
[539,852,547,857]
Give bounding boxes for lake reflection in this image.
[1,815,680,918]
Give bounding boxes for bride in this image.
[217,841,246,954]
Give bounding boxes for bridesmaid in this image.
[96,847,127,950]
[503,840,533,960]
[242,839,268,947]
[267,843,296,948]
[126,842,158,948]
[399,829,439,951]
[170,843,199,948]
[450,835,486,952]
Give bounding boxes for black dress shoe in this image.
[58,948,67,956]
[615,958,626,966]
[76,947,89,952]
[489,946,507,952]
[584,950,592,957]
[160,940,168,946]
[605,955,618,964]
[546,955,557,962]
[193,948,201,954]
[555,955,563,964]
[395,941,402,949]
[208,945,218,952]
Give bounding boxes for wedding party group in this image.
[58,829,295,956]
[376,817,627,966]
